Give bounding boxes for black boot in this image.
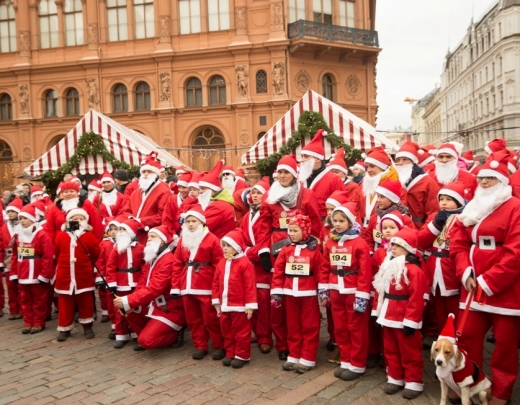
[83,323,95,339]
[57,331,71,342]
[171,327,185,348]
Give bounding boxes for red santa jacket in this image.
[212,254,258,312]
[96,237,115,277]
[53,229,101,295]
[371,246,388,276]
[105,242,144,291]
[161,194,183,238]
[93,189,125,222]
[344,179,365,225]
[234,178,249,192]
[361,210,415,252]
[122,247,184,331]
[372,260,426,329]
[404,174,441,229]
[319,233,372,299]
[9,226,54,284]
[233,188,251,227]
[170,228,223,295]
[307,169,346,219]
[429,169,477,201]
[510,168,520,199]
[123,179,138,203]
[0,220,20,272]
[450,196,520,315]
[271,242,322,297]
[204,192,236,239]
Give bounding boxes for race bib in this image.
[433,235,444,249]
[279,217,288,229]
[279,211,295,229]
[285,256,310,276]
[329,246,352,267]
[17,247,35,257]
[372,229,383,244]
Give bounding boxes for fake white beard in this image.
[116,231,133,253]
[395,164,414,186]
[362,171,383,197]
[298,158,315,183]
[87,192,97,202]
[198,189,212,210]
[458,182,511,227]
[144,239,162,263]
[139,174,158,192]
[102,188,117,206]
[181,223,204,253]
[434,159,459,185]
[373,255,408,313]
[266,180,291,204]
[18,225,35,243]
[61,197,79,212]
[221,176,235,194]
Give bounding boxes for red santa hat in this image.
[30,185,44,199]
[221,165,235,176]
[326,190,350,208]
[56,182,64,195]
[436,143,459,159]
[66,208,89,222]
[140,154,162,176]
[363,146,390,170]
[184,204,206,224]
[221,228,246,254]
[396,141,420,164]
[18,204,37,223]
[438,313,457,344]
[149,225,172,245]
[508,158,517,174]
[69,175,82,185]
[349,160,366,172]
[379,211,404,231]
[272,170,278,179]
[461,150,475,165]
[32,199,47,220]
[276,155,298,178]
[176,165,186,176]
[177,171,193,188]
[61,181,80,192]
[417,149,435,168]
[438,181,466,207]
[301,129,326,160]
[105,216,122,232]
[6,197,23,213]
[332,202,357,226]
[236,168,246,181]
[88,179,102,192]
[199,160,223,192]
[119,218,141,239]
[288,214,312,240]
[328,148,348,175]
[252,176,271,195]
[478,151,510,184]
[390,227,417,255]
[484,138,507,155]
[375,179,402,204]
[188,172,203,189]
[100,171,115,184]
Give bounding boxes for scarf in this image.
[279,182,299,208]
[376,202,409,218]
[306,162,326,187]
[250,203,261,218]
[352,174,364,185]
[329,223,361,241]
[404,165,425,188]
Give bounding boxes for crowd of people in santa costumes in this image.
[3,132,520,404]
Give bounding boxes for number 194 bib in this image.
[329,246,352,267]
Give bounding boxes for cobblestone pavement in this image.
[0,304,518,405]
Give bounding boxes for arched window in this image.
[191,126,225,171]
[134,0,154,39]
[0,1,16,52]
[0,94,12,120]
[0,140,13,188]
[39,0,59,49]
[135,81,151,110]
[185,77,202,107]
[47,134,66,149]
[44,89,58,117]
[64,0,83,46]
[112,84,128,112]
[257,131,266,141]
[65,88,80,116]
[322,74,334,101]
[209,76,226,105]
[256,70,267,94]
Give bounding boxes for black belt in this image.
[412,217,425,223]
[116,267,141,273]
[272,228,287,232]
[185,261,211,272]
[472,241,503,247]
[285,271,314,278]
[384,292,409,301]
[431,251,450,258]
[331,269,358,277]
[19,255,42,260]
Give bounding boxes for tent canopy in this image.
[241,90,396,165]
[25,110,187,177]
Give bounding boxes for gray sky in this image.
[375,0,496,131]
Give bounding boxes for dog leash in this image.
[455,289,475,339]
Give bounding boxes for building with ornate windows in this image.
[0,0,379,185]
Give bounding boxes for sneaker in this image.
[294,363,314,374]
[30,326,44,334]
[100,315,110,323]
[133,344,145,352]
[113,340,127,349]
[282,361,297,371]
[222,357,232,367]
[231,359,249,369]
[402,389,422,400]
[57,331,71,342]
[384,383,402,395]
[278,350,289,361]
[21,326,31,334]
[366,353,381,369]
[339,369,364,381]
[192,350,208,360]
[212,349,226,360]
[328,346,340,363]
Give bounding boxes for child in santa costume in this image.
[319,202,372,381]
[170,205,225,360]
[162,171,192,237]
[94,171,125,222]
[54,208,101,341]
[212,229,257,369]
[9,204,53,334]
[106,218,144,348]
[271,214,322,374]
[372,227,426,399]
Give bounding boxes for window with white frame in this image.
[313,0,332,24]
[107,0,128,42]
[64,0,83,46]
[339,0,355,28]
[289,0,305,23]
[0,1,16,53]
[179,0,201,34]
[208,0,229,31]
[39,0,59,49]
[134,0,154,39]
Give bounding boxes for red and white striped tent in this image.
[25,110,186,177]
[241,90,396,165]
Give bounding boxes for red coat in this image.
[307,170,346,219]
[510,169,520,199]
[361,211,415,252]
[161,194,182,238]
[271,243,322,297]
[344,179,365,225]
[404,174,441,229]
[123,179,138,203]
[212,254,258,312]
[450,196,520,315]
[54,229,101,295]
[234,178,249,192]
[170,229,223,295]
[429,169,477,201]
[93,190,125,221]
[0,221,20,271]
[319,234,372,299]
[204,199,236,239]
[233,188,251,227]
[96,237,115,277]
[105,242,144,291]
[9,227,54,284]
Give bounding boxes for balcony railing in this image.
[288,20,379,48]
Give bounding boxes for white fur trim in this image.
[438,189,465,206]
[461,267,474,291]
[119,223,136,238]
[198,180,221,192]
[277,164,297,178]
[18,212,37,223]
[375,185,400,204]
[364,157,388,170]
[395,151,418,164]
[328,164,349,175]
[301,150,324,160]
[140,164,161,175]
[477,168,509,185]
[221,236,242,254]
[150,228,168,244]
[326,198,341,208]
[188,181,200,189]
[380,213,404,228]
[508,162,517,174]
[66,208,89,222]
[332,205,356,226]
[222,169,235,175]
[437,147,458,158]
[390,236,416,254]
[101,176,114,184]
[6,207,20,213]
[252,184,266,194]
[177,180,189,187]
[418,156,435,168]
[185,210,206,224]
[476,275,493,297]
[484,145,492,154]
[490,160,499,169]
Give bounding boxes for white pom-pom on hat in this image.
[490,160,499,169]
[361,153,367,159]
[418,149,424,155]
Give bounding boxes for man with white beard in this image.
[221,165,248,194]
[95,171,125,222]
[122,153,171,244]
[87,179,102,203]
[394,141,440,230]
[450,151,520,405]
[429,143,477,201]
[114,226,186,351]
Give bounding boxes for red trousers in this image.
[115,290,133,340]
[383,327,424,391]
[98,287,108,316]
[331,292,369,372]
[126,311,179,349]
[7,276,21,314]
[433,292,459,336]
[0,273,5,311]
[251,288,273,346]
[285,295,321,366]
[457,310,519,400]
[326,305,335,344]
[183,294,223,352]
[271,296,288,352]
[57,291,94,331]
[20,283,49,327]
[221,312,252,360]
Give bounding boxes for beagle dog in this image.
[431,338,492,405]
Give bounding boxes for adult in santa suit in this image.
[94,171,125,222]
[232,187,252,226]
[162,171,192,238]
[44,181,104,243]
[114,226,186,351]
[87,179,102,205]
[450,152,520,405]
[221,165,249,195]
[122,152,171,245]
[300,129,346,219]
[428,143,477,201]
[394,141,440,229]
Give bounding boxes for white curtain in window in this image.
[39,0,59,48]
[107,0,128,41]
[208,0,229,32]
[289,0,305,23]
[134,0,154,39]
[0,2,16,52]
[64,0,83,46]
[179,0,200,34]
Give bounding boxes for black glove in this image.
[98,284,107,292]
[403,326,415,337]
[307,236,318,251]
[108,287,117,295]
[433,210,451,230]
[259,252,272,273]
[170,293,181,299]
[11,278,18,284]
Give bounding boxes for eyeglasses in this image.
[476,176,497,182]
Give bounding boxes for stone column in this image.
[268,0,285,41]
[16,0,32,63]
[155,0,173,52]
[231,0,249,44]
[84,0,100,58]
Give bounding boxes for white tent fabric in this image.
[25,110,186,177]
[241,90,396,165]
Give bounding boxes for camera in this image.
[68,220,80,232]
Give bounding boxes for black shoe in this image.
[486,333,495,344]
[108,330,116,340]
[278,350,289,361]
[222,357,232,367]
[133,344,144,352]
[366,353,381,369]
[171,327,185,348]
[192,350,208,360]
[83,324,95,339]
[113,340,127,349]
[326,339,335,351]
[100,315,110,323]
[22,326,31,334]
[231,359,249,369]
[57,331,71,342]
[212,349,226,360]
